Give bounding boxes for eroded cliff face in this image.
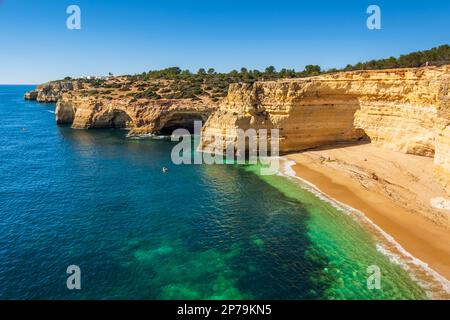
[25,80,83,103]
[199,66,450,192]
[56,93,214,135]
[434,83,450,192]
[24,67,450,192]
[26,78,218,135]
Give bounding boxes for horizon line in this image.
[0,83,38,86]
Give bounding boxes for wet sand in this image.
[286,143,450,281]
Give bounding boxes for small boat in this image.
[162,167,169,173]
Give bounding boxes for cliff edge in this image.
[199,66,450,192]
[24,66,450,192]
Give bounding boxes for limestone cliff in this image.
[24,91,38,100]
[24,67,450,192]
[199,66,450,192]
[26,78,218,135]
[24,80,83,103]
[56,93,214,135]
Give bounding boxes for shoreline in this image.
[277,144,450,297]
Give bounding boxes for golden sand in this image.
[286,143,450,280]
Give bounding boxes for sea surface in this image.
[0,85,431,299]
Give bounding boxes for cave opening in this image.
[157,116,203,135]
[110,110,133,129]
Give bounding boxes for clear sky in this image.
[1,0,449,84]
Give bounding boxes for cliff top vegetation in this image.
[60,44,450,101]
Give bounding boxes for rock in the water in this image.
[24,90,38,100]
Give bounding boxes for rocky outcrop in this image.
[24,80,83,103]
[25,79,217,135]
[56,93,214,135]
[199,66,450,192]
[24,67,450,192]
[24,90,38,100]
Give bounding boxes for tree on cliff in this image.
[265,66,276,74]
[121,44,449,102]
[342,44,450,70]
[304,65,321,75]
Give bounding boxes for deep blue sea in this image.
[0,85,432,299]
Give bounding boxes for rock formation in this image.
[24,66,450,192]
[24,90,38,100]
[199,66,450,192]
[25,78,218,135]
[55,93,214,135]
[24,80,83,103]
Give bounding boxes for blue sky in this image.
[0,0,449,84]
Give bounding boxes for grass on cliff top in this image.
[66,44,450,101]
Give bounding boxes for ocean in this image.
[0,85,433,299]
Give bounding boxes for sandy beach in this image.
[286,143,450,281]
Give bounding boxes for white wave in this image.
[127,133,155,139]
[154,135,171,140]
[127,133,170,140]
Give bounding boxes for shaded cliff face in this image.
[200,66,450,192]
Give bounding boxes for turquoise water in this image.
[0,85,427,299]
